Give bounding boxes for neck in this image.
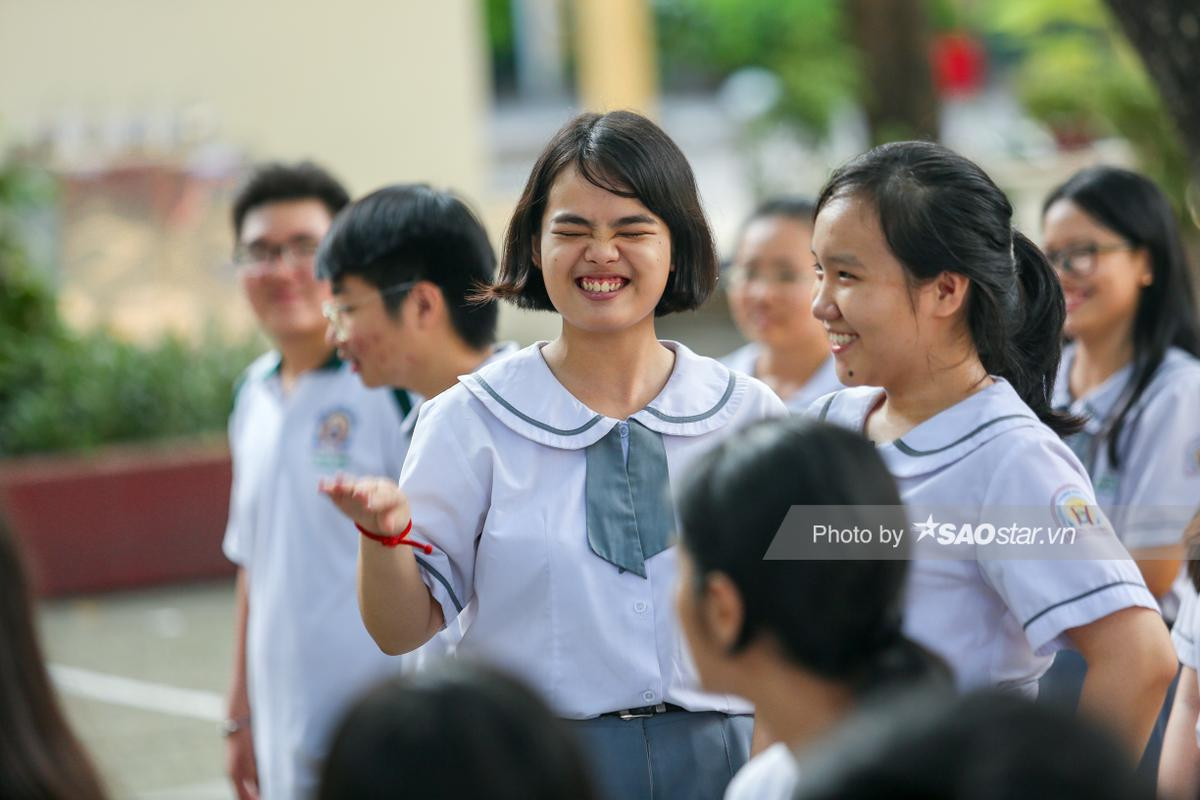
[413,338,496,400]
[276,332,334,389]
[1070,323,1136,399]
[880,342,991,435]
[541,318,674,418]
[757,339,829,386]
[742,658,854,752]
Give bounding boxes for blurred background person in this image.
[675,417,948,800]
[721,197,842,411]
[793,691,1151,800]
[0,512,108,800]
[317,662,600,800]
[1042,166,1200,612]
[222,162,415,800]
[1038,165,1200,777]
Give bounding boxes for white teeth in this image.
[581,278,624,293]
[828,332,857,346]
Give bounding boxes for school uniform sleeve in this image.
[977,435,1159,656]
[1174,584,1200,669]
[221,381,252,567]
[1112,375,1200,550]
[397,389,492,626]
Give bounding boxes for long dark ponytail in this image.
[816,141,1082,436]
[1044,166,1200,468]
[676,417,948,696]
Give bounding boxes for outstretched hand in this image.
[319,474,412,536]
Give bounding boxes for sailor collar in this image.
[459,340,747,450]
[819,378,1042,477]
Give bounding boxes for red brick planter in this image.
[0,438,234,597]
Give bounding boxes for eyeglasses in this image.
[1045,242,1134,278]
[233,238,321,272]
[725,266,812,289]
[322,281,418,339]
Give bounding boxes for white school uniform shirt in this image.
[812,378,1158,693]
[398,340,787,719]
[721,342,843,412]
[222,352,415,800]
[1053,344,1200,618]
[724,742,800,800]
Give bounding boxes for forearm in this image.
[357,539,443,655]
[1131,544,1183,599]
[1160,667,1200,800]
[226,569,251,718]
[1075,608,1176,757]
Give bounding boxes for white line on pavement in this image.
[49,664,224,722]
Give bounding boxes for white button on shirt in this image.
[813,378,1158,693]
[399,341,787,719]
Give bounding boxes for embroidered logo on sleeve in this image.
[1052,484,1100,528]
[314,407,355,470]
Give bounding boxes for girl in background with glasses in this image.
[1039,166,1200,785]
[721,197,842,411]
[1042,166,1200,610]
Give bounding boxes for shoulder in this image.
[719,342,759,374]
[1134,349,1200,417]
[807,386,882,430]
[725,743,799,800]
[232,351,280,403]
[978,424,1093,507]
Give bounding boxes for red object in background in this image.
[934,32,986,96]
[0,440,234,597]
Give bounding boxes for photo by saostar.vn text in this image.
[760,501,1198,561]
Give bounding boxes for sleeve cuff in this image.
[1024,580,1160,656]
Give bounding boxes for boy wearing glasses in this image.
[221,163,414,800]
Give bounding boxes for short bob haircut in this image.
[487,110,718,316]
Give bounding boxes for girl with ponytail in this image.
[675,417,947,800]
[808,141,1175,759]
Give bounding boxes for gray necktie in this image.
[583,419,674,578]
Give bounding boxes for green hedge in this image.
[0,160,261,457]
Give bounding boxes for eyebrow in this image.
[813,249,863,267]
[549,213,659,228]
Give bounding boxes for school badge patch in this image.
[1052,484,1100,528]
[314,407,355,470]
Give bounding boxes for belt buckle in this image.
[618,703,666,720]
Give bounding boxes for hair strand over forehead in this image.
[482,110,718,316]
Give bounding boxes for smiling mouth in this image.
[576,276,629,295]
[827,330,859,352]
[1063,287,1093,311]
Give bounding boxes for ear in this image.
[702,572,746,653]
[928,271,971,319]
[531,232,542,270]
[410,281,442,329]
[1133,247,1154,287]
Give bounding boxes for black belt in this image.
[599,702,688,720]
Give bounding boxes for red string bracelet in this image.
[355,519,433,554]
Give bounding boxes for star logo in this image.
[913,514,938,541]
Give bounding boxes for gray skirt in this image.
[565,711,753,800]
